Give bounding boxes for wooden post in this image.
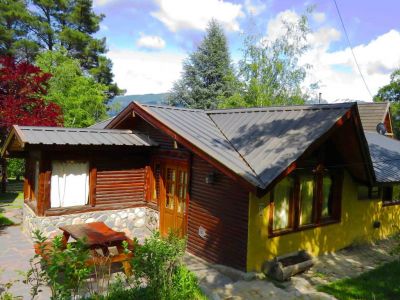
[89,167,97,207]
[1,158,7,193]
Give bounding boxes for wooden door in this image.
[160,165,188,237]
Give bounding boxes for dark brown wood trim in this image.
[268,219,340,238]
[89,166,97,207]
[44,202,148,216]
[131,102,258,193]
[382,201,400,207]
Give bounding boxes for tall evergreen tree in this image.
[0,0,38,61]
[0,0,121,101]
[168,19,237,109]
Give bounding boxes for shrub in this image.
[26,230,93,299]
[128,231,204,300]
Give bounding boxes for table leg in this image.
[61,232,70,249]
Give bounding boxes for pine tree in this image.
[0,0,38,61]
[168,20,237,109]
[0,0,122,101]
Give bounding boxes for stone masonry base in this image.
[23,203,159,243]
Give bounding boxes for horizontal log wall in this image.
[95,158,147,207]
[187,154,249,271]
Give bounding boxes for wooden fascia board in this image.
[132,102,258,193]
[352,105,375,185]
[257,106,365,197]
[105,102,135,129]
[1,125,26,157]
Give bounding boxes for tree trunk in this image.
[1,158,7,193]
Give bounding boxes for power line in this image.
[332,0,373,99]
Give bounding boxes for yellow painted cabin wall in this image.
[247,171,400,272]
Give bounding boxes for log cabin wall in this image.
[29,149,151,216]
[187,154,249,271]
[94,158,147,208]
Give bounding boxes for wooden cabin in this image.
[2,101,400,272]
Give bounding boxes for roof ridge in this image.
[206,113,263,185]
[139,103,204,113]
[207,103,356,115]
[18,126,133,133]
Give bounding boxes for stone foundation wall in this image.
[23,204,159,243]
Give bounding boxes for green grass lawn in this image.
[318,260,400,300]
[0,180,23,227]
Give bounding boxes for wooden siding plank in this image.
[187,155,249,271]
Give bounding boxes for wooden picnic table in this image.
[59,222,131,254]
[35,222,134,275]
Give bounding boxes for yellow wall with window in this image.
[247,171,400,272]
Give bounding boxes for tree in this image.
[0,0,39,61]
[374,69,400,137]
[0,0,122,101]
[167,19,237,109]
[219,11,313,108]
[36,49,108,127]
[0,55,62,191]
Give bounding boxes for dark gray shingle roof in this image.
[88,117,115,129]
[140,105,262,187]
[365,132,400,183]
[140,103,355,189]
[15,126,157,147]
[208,104,354,188]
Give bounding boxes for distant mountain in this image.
[108,93,169,116]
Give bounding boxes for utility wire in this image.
[332,0,373,98]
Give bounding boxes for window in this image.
[269,168,342,236]
[358,185,380,200]
[299,175,315,226]
[50,161,89,208]
[321,173,334,218]
[150,162,161,204]
[272,177,294,231]
[382,185,400,205]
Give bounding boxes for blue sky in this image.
[93,0,400,102]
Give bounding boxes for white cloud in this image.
[312,12,326,23]
[302,29,400,102]
[244,0,267,16]
[93,0,117,7]
[266,10,301,41]
[151,0,244,32]
[136,35,166,50]
[100,24,109,31]
[107,49,185,94]
[265,10,400,102]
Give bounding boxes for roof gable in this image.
[126,102,371,190]
[357,102,390,132]
[208,104,355,188]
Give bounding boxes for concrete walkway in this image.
[0,225,51,299]
[184,253,335,300]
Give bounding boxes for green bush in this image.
[27,230,93,300]
[127,231,204,300]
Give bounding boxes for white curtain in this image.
[51,161,89,208]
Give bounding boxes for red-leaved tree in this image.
[0,56,63,191]
[0,56,63,140]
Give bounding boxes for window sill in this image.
[269,219,340,238]
[382,201,400,207]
